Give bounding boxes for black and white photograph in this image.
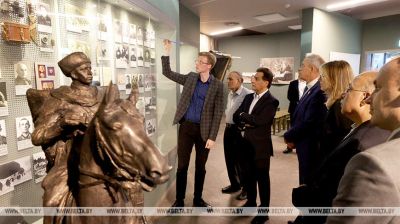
[260,57,295,84]
[0,120,7,156]
[129,23,137,45]
[0,156,33,193]
[0,83,8,117]
[145,96,156,114]
[146,73,156,90]
[0,82,8,116]
[130,46,137,67]
[65,3,90,33]
[115,44,129,68]
[145,118,156,136]
[132,73,144,93]
[16,116,34,151]
[68,39,91,59]
[11,156,33,186]
[125,74,132,94]
[114,20,122,43]
[14,62,32,96]
[136,97,145,116]
[37,2,52,33]
[98,18,109,41]
[0,163,15,196]
[144,48,151,67]
[32,152,47,183]
[117,73,126,91]
[137,46,144,67]
[137,26,143,46]
[39,33,54,52]
[122,22,130,43]
[96,41,110,61]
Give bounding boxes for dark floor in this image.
[152,121,299,224]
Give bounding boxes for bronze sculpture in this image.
[27,52,171,224]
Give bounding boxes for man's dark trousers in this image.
[223,124,242,189]
[176,121,209,201]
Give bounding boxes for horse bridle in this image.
[78,117,142,193]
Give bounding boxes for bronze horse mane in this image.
[65,84,171,224]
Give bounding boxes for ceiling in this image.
[180,0,400,38]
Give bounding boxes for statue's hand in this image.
[60,110,88,128]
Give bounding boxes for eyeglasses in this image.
[195,59,209,65]
[345,85,367,94]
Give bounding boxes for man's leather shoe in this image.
[171,200,184,207]
[193,198,212,208]
[251,216,269,224]
[221,185,241,194]
[283,148,293,154]
[236,190,247,200]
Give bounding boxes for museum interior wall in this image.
[216,8,399,111]
[0,0,179,222]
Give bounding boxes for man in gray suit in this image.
[162,40,224,208]
[327,57,400,224]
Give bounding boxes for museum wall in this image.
[0,0,179,222]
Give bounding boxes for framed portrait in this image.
[37,2,52,33]
[15,116,34,151]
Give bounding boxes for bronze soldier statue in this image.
[27,52,170,224]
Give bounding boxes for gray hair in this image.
[229,71,243,83]
[305,54,325,71]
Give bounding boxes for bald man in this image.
[292,72,391,224]
[327,57,400,224]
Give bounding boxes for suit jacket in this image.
[292,121,391,214]
[287,79,299,115]
[233,91,279,159]
[284,81,327,145]
[319,100,353,161]
[161,56,224,141]
[328,133,400,224]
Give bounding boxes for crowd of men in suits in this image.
[161,38,400,224]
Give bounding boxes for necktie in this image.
[301,86,309,99]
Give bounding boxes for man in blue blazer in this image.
[284,54,327,185]
[234,67,279,224]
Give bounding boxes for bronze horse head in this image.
[75,84,171,223]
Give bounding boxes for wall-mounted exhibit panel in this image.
[0,0,177,221]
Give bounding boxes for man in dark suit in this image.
[327,57,400,224]
[284,54,327,185]
[291,71,391,224]
[162,40,224,208]
[233,67,279,224]
[283,78,306,153]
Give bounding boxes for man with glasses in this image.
[233,68,279,224]
[162,40,224,208]
[327,57,400,224]
[291,71,390,224]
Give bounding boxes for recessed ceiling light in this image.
[254,13,286,23]
[210,27,243,36]
[288,25,302,30]
[326,0,388,11]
